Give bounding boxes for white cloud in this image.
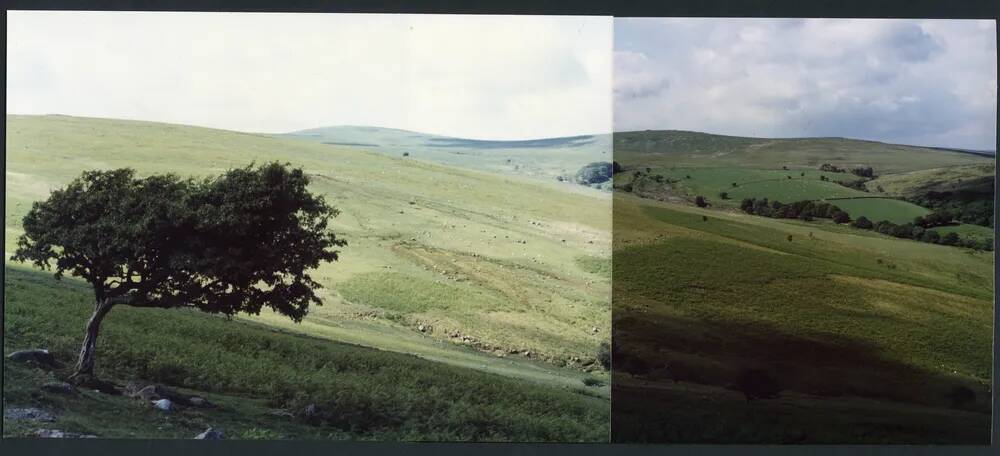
[7,12,612,139]
[615,18,997,150]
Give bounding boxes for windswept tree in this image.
[13,163,346,384]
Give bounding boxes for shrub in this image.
[851,216,873,230]
[832,211,850,224]
[695,196,708,208]
[582,378,605,387]
[719,191,729,200]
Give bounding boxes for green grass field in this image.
[3,265,609,441]
[825,198,930,224]
[611,194,993,443]
[3,114,611,439]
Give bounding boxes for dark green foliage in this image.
[574,162,613,185]
[920,230,941,243]
[940,232,961,246]
[851,166,876,179]
[819,163,846,173]
[836,179,869,192]
[695,196,708,208]
[908,191,994,228]
[852,216,873,230]
[622,183,634,193]
[402,152,409,157]
[12,163,347,377]
[739,198,849,224]
[14,163,345,321]
[719,192,729,200]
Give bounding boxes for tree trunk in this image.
[69,298,114,382]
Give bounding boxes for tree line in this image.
[736,197,992,251]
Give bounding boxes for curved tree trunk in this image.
[69,298,114,382]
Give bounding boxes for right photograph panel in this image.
[611,18,996,444]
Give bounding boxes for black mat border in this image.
[2,0,998,455]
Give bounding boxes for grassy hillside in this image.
[4,114,611,438]
[866,164,996,197]
[4,265,608,440]
[284,126,612,185]
[611,194,993,443]
[614,131,994,242]
[615,130,993,173]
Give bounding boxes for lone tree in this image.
[13,162,346,384]
[695,196,708,208]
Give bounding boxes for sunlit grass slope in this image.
[5,114,611,384]
[4,265,609,441]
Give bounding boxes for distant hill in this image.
[284,126,612,185]
[614,130,994,174]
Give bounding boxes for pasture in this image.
[611,194,993,443]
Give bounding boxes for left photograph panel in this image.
[4,11,612,441]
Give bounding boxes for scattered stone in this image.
[152,399,174,412]
[33,429,98,439]
[591,326,600,334]
[194,427,224,440]
[4,407,56,422]
[523,351,532,357]
[266,409,295,418]
[188,396,211,408]
[7,349,58,368]
[40,382,77,395]
[417,324,427,332]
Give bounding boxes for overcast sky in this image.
[7,12,612,140]
[615,18,997,150]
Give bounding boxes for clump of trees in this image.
[739,198,849,223]
[819,163,846,173]
[909,191,994,228]
[13,163,347,383]
[835,179,869,192]
[848,211,992,250]
[850,166,876,179]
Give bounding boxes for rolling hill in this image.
[3,114,612,440]
[614,130,994,173]
[283,125,612,185]
[611,130,994,443]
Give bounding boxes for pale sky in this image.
[615,18,998,150]
[7,11,612,140]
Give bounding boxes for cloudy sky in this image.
[615,19,997,150]
[7,12,612,140]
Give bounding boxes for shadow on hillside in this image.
[610,312,991,443]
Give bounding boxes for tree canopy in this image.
[14,162,347,379]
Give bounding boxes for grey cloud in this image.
[614,18,996,150]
